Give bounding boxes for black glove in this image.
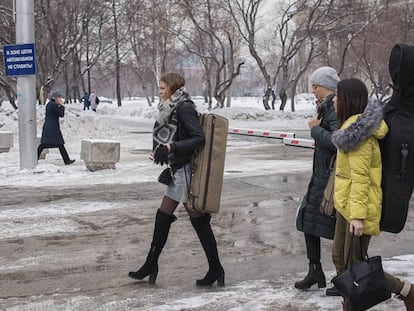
[154,144,169,165]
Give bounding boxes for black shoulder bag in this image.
[332,234,391,311]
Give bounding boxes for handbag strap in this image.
[329,154,336,171]
[344,233,369,269]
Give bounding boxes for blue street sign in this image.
[3,43,36,76]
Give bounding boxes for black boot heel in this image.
[196,269,225,287]
[128,263,158,282]
[317,279,327,288]
[148,269,158,284]
[217,272,225,287]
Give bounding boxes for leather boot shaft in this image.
[128,209,176,284]
[191,214,224,286]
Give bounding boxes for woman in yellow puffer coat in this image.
[331,78,413,310]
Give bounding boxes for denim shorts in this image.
[165,164,192,203]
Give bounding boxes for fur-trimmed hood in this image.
[332,99,388,152]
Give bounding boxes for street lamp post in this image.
[15,0,37,169]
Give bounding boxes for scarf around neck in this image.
[153,87,190,145]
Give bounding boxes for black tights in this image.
[159,196,203,219]
[304,233,321,264]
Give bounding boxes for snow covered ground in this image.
[0,95,413,310]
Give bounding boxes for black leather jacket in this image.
[153,100,204,170]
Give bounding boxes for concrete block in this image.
[81,139,120,171]
[36,136,49,159]
[0,131,13,153]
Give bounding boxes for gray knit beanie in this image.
[310,66,340,91]
[51,90,64,99]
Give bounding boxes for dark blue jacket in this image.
[41,99,65,145]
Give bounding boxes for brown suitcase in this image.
[188,113,228,213]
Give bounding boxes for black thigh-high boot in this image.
[190,214,225,287]
[294,233,326,290]
[128,209,177,284]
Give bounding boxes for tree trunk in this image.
[112,0,122,107]
[142,85,152,107]
[279,88,288,111]
[262,87,272,110]
[290,79,300,112]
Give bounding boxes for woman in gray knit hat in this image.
[295,66,340,294]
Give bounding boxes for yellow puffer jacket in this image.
[332,100,388,236]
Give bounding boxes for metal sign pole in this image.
[15,0,37,169]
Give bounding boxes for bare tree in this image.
[0,2,17,108]
[271,0,337,111]
[111,0,123,106]
[227,0,273,110]
[346,0,412,98]
[283,1,336,111]
[35,0,114,101]
[125,0,180,105]
[178,0,244,108]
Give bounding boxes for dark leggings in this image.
[37,143,70,164]
[304,233,321,264]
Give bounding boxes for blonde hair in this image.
[160,72,185,98]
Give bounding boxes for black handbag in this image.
[158,167,173,185]
[332,234,391,311]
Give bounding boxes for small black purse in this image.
[158,167,173,185]
[332,234,391,311]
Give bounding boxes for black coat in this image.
[152,99,205,170]
[170,100,205,169]
[40,99,65,145]
[296,95,337,239]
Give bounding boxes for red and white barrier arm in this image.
[283,137,315,149]
[229,128,295,139]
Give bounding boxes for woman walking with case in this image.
[128,72,225,286]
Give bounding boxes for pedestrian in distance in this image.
[89,91,99,112]
[295,66,340,294]
[81,92,90,110]
[37,91,75,165]
[331,78,413,310]
[128,72,225,286]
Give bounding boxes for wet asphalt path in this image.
[0,134,413,310]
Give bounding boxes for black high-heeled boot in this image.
[294,262,326,290]
[128,209,176,284]
[191,214,225,287]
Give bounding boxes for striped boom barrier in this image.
[229,128,295,139]
[283,137,315,149]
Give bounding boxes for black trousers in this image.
[304,233,321,264]
[38,143,70,164]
